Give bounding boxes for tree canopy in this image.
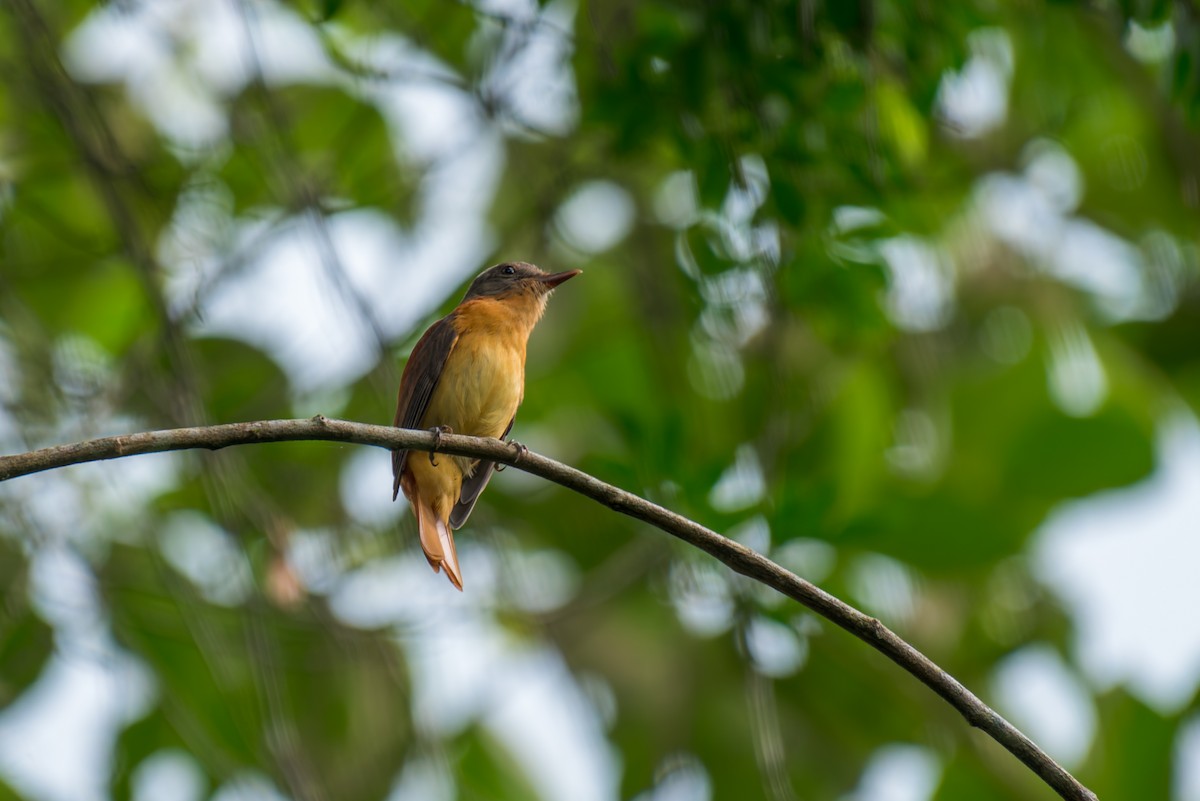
[1,1,1198,800]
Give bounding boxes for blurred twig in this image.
[233,0,393,366]
[5,0,204,425]
[0,416,1098,801]
[746,670,800,801]
[2,0,282,543]
[734,617,800,801]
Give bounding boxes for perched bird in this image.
[392,261,581,590]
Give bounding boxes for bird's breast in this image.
[422,302,529,440]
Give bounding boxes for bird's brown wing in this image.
[448,416,513,529]
[392,316,458,500]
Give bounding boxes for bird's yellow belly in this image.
[421,335,524,442]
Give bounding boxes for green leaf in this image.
[456,727,545,801]
[61,260,150,354]
[1003,406,1155,501]
[875,80,928,168]
[829,360,892,523]
[1085,690,1174,799]
[0,775,34,801]
[321,0,345,21]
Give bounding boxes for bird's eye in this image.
[501,265,516,276]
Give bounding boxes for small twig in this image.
[0,417,1097,801]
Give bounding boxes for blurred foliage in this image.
[1,0,1198,800]
[0,540,53,712]
[103,543,411,801]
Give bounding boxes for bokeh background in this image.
[1,0,1199,799]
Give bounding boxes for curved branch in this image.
[0,416,1097,801]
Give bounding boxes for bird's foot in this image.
[496,440,527,471]
[428,425,453,466]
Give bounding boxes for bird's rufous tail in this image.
[411,493,463,591]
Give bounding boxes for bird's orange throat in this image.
[451,292,548,341]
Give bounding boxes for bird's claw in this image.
[496,440,527,471]
[429,425,453,466]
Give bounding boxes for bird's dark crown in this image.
[462,261,581,304]
[463,262,546,300]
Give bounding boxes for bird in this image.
[391,261,581,590]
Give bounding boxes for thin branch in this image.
[0,417,1097,801]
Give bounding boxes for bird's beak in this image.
[538,269,582,288]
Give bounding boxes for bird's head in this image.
[463,262,581,303]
